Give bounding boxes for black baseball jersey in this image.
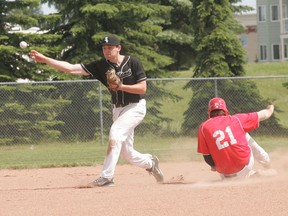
[81,56,147,105]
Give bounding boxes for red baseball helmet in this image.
[208,97,228,117]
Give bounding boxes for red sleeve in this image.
[234,112,259,132]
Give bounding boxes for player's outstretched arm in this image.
[257,105,274,122]
[29,50,89,76]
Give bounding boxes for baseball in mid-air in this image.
[19,41,28,49]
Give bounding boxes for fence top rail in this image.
[148,75,288,81]
[1,75,288,85]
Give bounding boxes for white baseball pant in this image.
[221,133,271,180]
[100,99,153,179]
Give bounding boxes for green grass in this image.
[0,136,199,169]
[244,61,288,76]
[172,61,288,78]
[251,136,288,152]
[0,142,106,169]
[158,80,193,133]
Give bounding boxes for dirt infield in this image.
[1,151,288,216]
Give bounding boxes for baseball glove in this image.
[106,68,122,91]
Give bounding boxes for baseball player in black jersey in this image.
[29,35,164,186]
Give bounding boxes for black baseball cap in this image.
[101,35,120,46]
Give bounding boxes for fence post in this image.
[214,79,218,97]
[98,83,104,145]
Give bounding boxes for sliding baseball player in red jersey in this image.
[198,97,274,179]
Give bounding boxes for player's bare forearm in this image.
[43,57,77,73]
[29,50,89,76]
[258,105,274,122]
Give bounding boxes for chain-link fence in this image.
[0,76,287,147]
[0,76,287,168]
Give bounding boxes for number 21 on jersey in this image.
[213,126,237,150]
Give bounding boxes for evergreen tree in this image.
[156,0,195,70]
[1,0,38,81]
[0,83,71,144]
[39,0,181,137]
[0,1,79,143]
[42,0,174,77]
[0,0,75,82]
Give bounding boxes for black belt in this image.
[113,102,134,108]
[113,99,141,108]
[114,103,128,108]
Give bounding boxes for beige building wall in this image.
[235,14,258,63]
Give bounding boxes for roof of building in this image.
[235,13,257,27]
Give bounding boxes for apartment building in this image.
[257,0,288,62]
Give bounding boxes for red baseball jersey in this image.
[198,112,259,174]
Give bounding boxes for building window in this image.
[260,45,267,61]
[271,5,279,21]
[258,5,266,22]
[272,44,280,60]
[285,44,288,59]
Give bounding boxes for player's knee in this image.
[106,139,117,155]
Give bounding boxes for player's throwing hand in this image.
[29,50,47,63]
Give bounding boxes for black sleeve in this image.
[81,60,110,86]
[203,155,215,167]
[130,56,147,82]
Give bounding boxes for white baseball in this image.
[19,41,28,49]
